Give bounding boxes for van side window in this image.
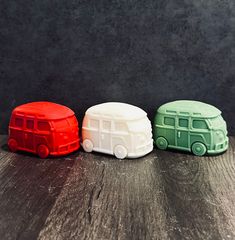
[179,118,188,128]
[164,117,175,126]
[103,121,111,131]
[15,118,23,127]
[193,120,208,129]
[90,119,99,129]
[26,120,34,129]
[38,121,50,131]
[115,122,127,132]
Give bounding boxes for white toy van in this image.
[82,102,153,159]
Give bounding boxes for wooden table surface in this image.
[0,135,235,240]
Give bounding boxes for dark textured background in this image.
[0,0,235,134]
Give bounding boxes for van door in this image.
[100,120,112,152]
[88,119,100,149]
[176,118,189,149]
[24,119,35,151]
[13,116,25,148]
[163,116,176,146]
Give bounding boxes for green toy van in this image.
[154,100,228,156]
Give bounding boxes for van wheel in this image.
[8,138,18,152]
[37,145,49,159]
[83,139,93,153]
[156,137,168,150]
[191,142,207,156]
[114,145,127,159]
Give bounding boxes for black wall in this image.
[1,0,235,134]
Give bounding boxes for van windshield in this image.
[53,119,69,129]
[209,116,224,127]
[128,118,151,132]
[53,116,77,129]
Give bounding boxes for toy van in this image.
[8,102,80,158]
[154,100,228,156]
[82,102,153,159]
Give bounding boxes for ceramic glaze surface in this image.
[8,102,80,158]
[82,102,153,159]
[154,100,228,156]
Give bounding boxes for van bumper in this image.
[50,139,80,156]
[128,140,153,158]
[207,137,229,154]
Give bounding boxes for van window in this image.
[103,121,111,131]
[26,120,34,129]
[129,118,151,132]
[115,122,127,132]
[54,119,68,129]
[164,117,175,126]
[38,121,51,131]
[15,118,23,127]
[90,119,99,129]
[193,120,208,129]
[210,116,223,126]
[179,118,188,128]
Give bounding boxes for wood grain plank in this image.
[0,135,9,162]
[38,151,171,240]
[0,136,76,240]
[0,135,235,240]
[157,138,235,240]
[38,138,235,240]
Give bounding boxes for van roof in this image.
[13,102,75,120]
[86,102,147,120]
[157,100,221,118]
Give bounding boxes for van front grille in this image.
[70,142,77,149]
[58,141,78,153]
[60,146,68,152]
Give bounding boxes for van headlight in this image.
[138,135,146,145]
[135,134,145,145]
[215,131,224,142]
[60,132,68,140]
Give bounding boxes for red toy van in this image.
[8,102,80,158]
